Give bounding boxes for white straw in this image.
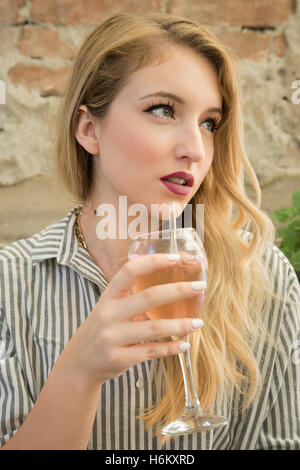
[169,202,178,254]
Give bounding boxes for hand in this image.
[61,253,204,390]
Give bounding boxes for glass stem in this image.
[178,335,203,415]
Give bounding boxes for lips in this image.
[160,172,194,196]
[160,171,194,187]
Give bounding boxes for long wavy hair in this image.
[53,11,276,441]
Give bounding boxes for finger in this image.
[116,317,204,346]
[114,280,206,321]
[124,339,190,365]
[132,312,149,322]
[106,253,182,298]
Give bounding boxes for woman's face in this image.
[83,45,222,219]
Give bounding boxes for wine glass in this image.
[128,227,228,436]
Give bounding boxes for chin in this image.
[154,201,186,221]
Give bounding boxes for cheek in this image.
[206,149,214,170]
[201,138,214,173]
[205,135,215,158]
[121,130,161,167]
[100,120,162,192]
[194,138,214,189]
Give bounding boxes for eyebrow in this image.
[139,91,222,115]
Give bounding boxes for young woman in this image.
[0,12,299,450]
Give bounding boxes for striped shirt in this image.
[0,206,299,450]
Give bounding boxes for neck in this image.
[79,192,165,282]
[79,201,132,283]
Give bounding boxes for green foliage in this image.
[270,190,300,279]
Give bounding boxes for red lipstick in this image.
[160,171,194,196]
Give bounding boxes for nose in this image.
[174,123,207,162]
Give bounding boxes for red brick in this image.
[0,0,25,24]
[29,0,163,25]
[273,33,287,57]
[18,27,77,59]
[218,30,271,62]
[168,0,294,27]
[8,64,72,96]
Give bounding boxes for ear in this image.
[75,105,100,155]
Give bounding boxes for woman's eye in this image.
[201,118,218,133]
[145,104,219,132]
[146,104,174,119]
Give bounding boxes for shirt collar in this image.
[29,209,253,293]
[31,205,109,291]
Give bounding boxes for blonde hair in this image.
[54,12,276,441]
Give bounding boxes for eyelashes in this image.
[144,100,175,118]
[143,100,221,133]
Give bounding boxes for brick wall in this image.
[0,0,299,204]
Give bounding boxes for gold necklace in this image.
[75,207,111,282]
[75,207,87,249]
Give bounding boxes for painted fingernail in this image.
[167,254,180,261]
[179,342,190,352]
[191,281,207,290]
[192,318,204,329]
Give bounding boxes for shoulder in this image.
[261,242,300,349]
[0,207,79,299]
[239,229,298,295]
[0,207,78,266]
[0,236,39,263]
[264,242,299,300]
[0,231,56,274]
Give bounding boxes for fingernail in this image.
[191,281,207,290]
[192,318,204,329]
[167,254,180,262]
[179,342,190,352]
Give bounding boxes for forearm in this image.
[1,353,102,450]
